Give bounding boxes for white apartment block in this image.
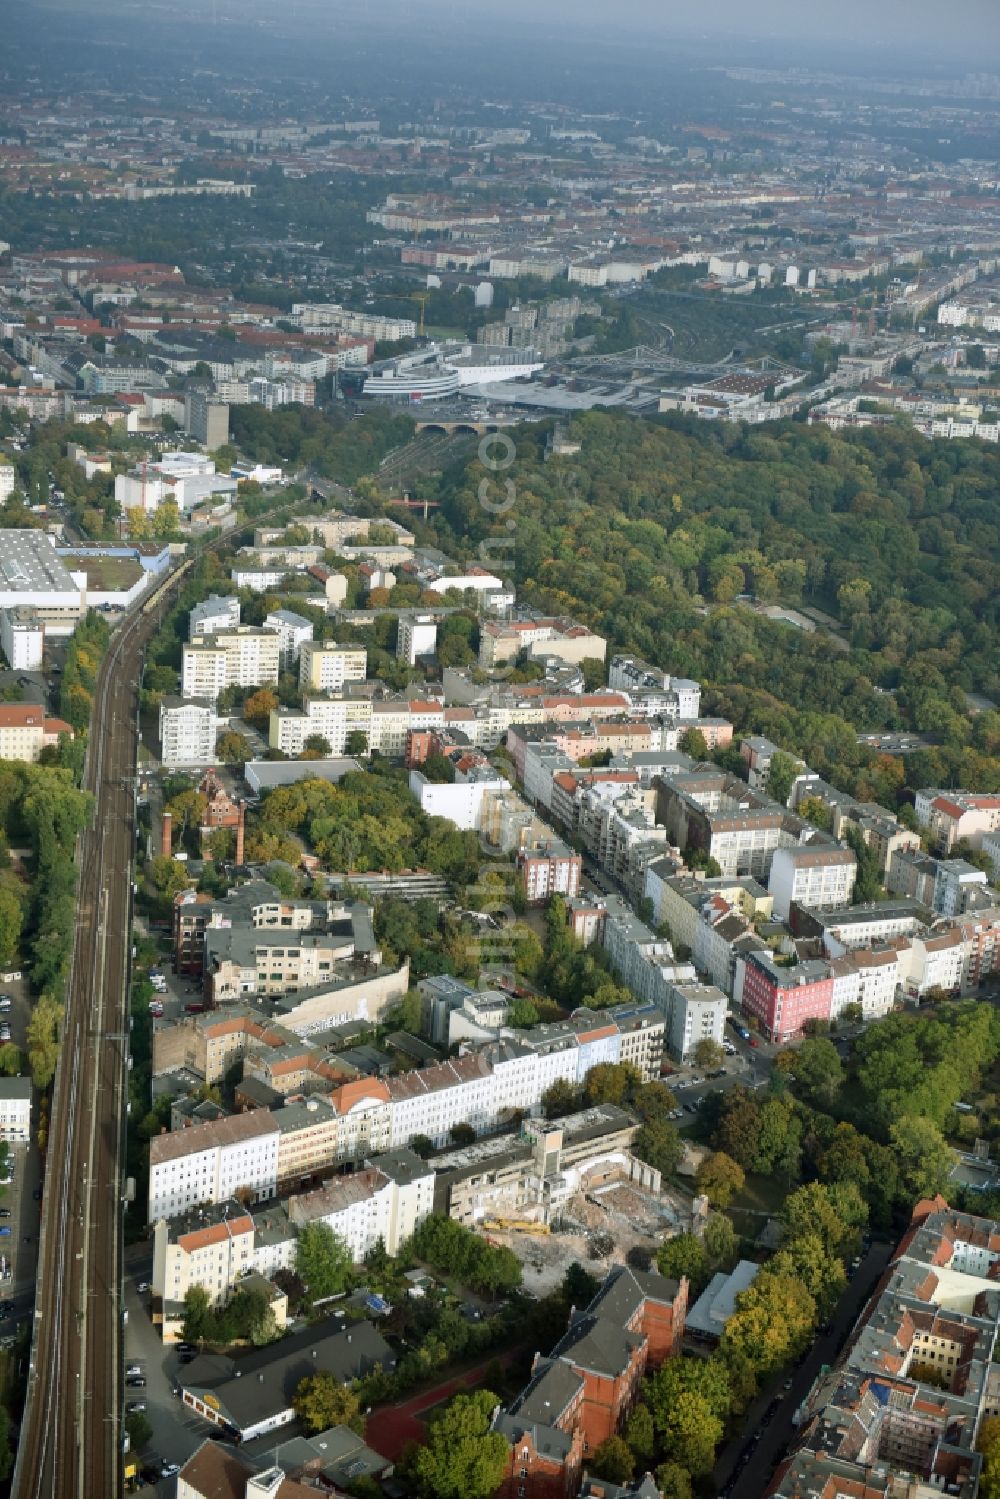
[0,608,44,671]
[397,614,438,666]
[666,983,728,1061]
[263,609,313,673]
[902,929,967,1001]
[298,641,367,693]
[0,1079,31,1142]
[768,844,857,921]
[182,628,280,700]
[270,694,374,757]
[408,767,508,831]
[287,1154,434,1261]
[148,1113,279,1222]
[189,594,240,640]
[181,642,229,702]
[159,698,217,768]
[0,465,15,503]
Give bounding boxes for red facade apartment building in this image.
[739,950,834,1043]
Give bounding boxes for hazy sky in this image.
[374,0,1000,56]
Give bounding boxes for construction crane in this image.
[408,291,431,337]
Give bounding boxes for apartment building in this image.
[263,609,313,672]
[297,640,367,693]
[915,788,1000,852]
[270,692,374,757]
[665,983,728,1061]
[0,704,73,763]
[182,627,280,699]
[494,1265,687,1499]
[767,1199,1000,1499]
[397,613,438,665]
[152,1205,255,1308]
[737,951,834,1042]
[608,656,701,717]
[0,1079,31,1142]
[767,842,857,921]
[655,769,796,880]
[158,697,216,768]
[286,1149,434,1259]
[479,616,607,669]
[189,594,240,640]
[0,607,44,671]
[148,1112,279,1221]
[516,837,582,904]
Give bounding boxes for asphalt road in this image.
[715,1238,895,1498]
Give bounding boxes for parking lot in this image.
[123,1260,215,1489]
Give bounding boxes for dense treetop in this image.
[422,412,1000,800]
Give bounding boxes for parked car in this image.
[0,1229,11,1237]
[137,1280,150,1294]
[126,1400,147,1414]
[126,1375,146,1389]
[0,1210,10,1219]
[125,1363,143,1377]
[0,999,11,1013]
[0,1026,11,1042]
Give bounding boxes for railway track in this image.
[11,486,336,1497]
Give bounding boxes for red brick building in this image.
[494,1266,687,1499]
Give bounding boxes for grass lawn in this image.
[729,1173,791,1218]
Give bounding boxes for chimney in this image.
[161,809,173,859]
[235,802,245,867]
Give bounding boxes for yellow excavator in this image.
[482,1217,551,1235]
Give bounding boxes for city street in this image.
[714,1239,895,1497]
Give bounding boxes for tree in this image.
[703,1212,738,1269]
[786,1036,844,1105]
[124,1408,153,1454]
[889,1115,956,1200]
[411,1390,509,1499]
[654,1464,694,1499]
[450,1122,476,1146]
[0,1044,22,1077]
[634,1117,683,1177]
[542,1077,581,1119]
[784,1181,866,1258]
[295,1222,353,1302]
[693,1037,724,1069]
[583,1062,640,1107]
[696,1151,745,1208]
[590,1436,634,1485]
[243,688,279,729]
[26,995,61,1089]
[770,1232,846,1320]
[766,751,801,806]
[216,730,253,764]
[624,1402,655,1462]
[562,1261,600,1309]
[345,730,369,756]
[657,1233,708,1291]
[181,1284,212,1344]
[293,1372,363,1435]
[0,884,23,967]
[976,1415,1000,1499]
[721,1268,816,1379]
[303,733,332,758]
[679,728,708,760]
